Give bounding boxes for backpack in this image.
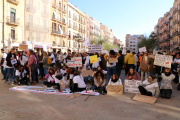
[47,57,52,65]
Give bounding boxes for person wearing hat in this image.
[124,50,135,75]
[104,50,120,82]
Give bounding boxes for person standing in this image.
[50,51,56,68]
[6,48,17,84]
[116,50,124,78]
[140,51,149,82]
[124,50,135,75]
[39,51,44,80]
[0,49,7,80]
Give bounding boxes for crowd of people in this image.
[1,48,180,99]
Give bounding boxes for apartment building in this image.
[50,0,68,52]
[100,24,111,40]
[125,34,144,53]
[90,17,100,40]
[0,0,24,48]
[85,14,93,42]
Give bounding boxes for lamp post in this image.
[74,33,83,53]
[149,32,158,50]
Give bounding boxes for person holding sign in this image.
[140,51,149,82]
[92,53,101,72]
[138,75,160,98]
[125,68,141,81]
[124,50,135,75]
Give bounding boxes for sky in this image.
[68,0,174,44]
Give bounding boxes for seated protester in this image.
[172,53,180,84]
[178,68,180,90]
[92,66,107,77]
[91,71,106,93]
[108,74,122,85]
[138,75,160,98]
[15,65,29,85]
[159,68,175,99]
[125,67,141,81]
[60,66,67,76]
[72,70,86,92]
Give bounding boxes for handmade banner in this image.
[107,85,123,95]
[139,47,147,53]
[9,86,71,95]
[154,54,173,68]
[19,44,28,51]
[88,45,101,53]
[124,80,141,93]
[133,94,157,105]
[81,70,94,77]
[109,57,118,63]
[90,55,98,63]
[67,57,82,67]
[81,90,100,96]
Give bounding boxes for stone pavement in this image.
[0,71,180,120]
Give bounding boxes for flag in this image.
[8,37,12,49]
[84,36,90,47]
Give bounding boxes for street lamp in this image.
[74,33,83,53]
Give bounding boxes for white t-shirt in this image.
[73,75,86,88]
[18,56,28,66]
[92,57,101,68]
[108,79,122,85]
[143,79,159,95]
[1,52,7,67]
[70,74,74,79]
[85,55,90,65]
[173,58,180,72]
[60,69,67,75]
[50,53,55,63]
[15,70,27,79]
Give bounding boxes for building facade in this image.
[90,17,100,40]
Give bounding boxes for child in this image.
[15,65,29,85]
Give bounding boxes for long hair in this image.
[43,51,48,59]
[28,50,34,58]
[73,70,80,76]
[127,68,135,76]
[111,73,119,80]
[48,68,55,75]
[94,71,104,80]
[18,65,24,72]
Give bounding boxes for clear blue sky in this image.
[68,0,174,44]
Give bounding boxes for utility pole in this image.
[2,0,5,48]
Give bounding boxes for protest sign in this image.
[67,57,82,67]
[81,90,100,96]
[124,80,141,93]
[133,94,157,105]
[81,70,94,77]
[11,59,17,65]
[109,57,118,63]
[139,47,147,53]
[113,48,118,53]
[154,54,173,68]
[88,45,101,53]
[90,55,98,63]
[107,85,123,95]
[122,50,126,55]
[19,44,28,51]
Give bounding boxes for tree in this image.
[90,35,108,45]
[103,43,120,51]
[138,37,157,51]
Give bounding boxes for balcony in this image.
[6,16,19,26]
[51,29,63,36]
[68,23,72,28]
[69,15,71,18]
[173,19,178,25]
[173,8,178,14]
[51,16,57,21]
[62,19,66,25]
[173,31,178,37]
[26,22,49,33]
[26,4,36,13]
[7,0,19,5]
[62,9,67,14]
[52,3,57,8]
[170,25,173,30]
[57,18,62,23]
[41,0,49,3]
[41,11,49,18]
[73,26,77,30]
[169,16,173,21]
[62,32,67,37]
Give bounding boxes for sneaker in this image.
[5,82,9,85]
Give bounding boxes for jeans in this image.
[51,63,55,68]
[107,66,116,82]
[92,68,97,72]
[138,86,152,96]
[39,63,44,77]
[44,68,49,76]
[31,70,36,82]
[1,66,6,79]
[6,68,14,83]
[91,85,97,90]
[141,71,148,82]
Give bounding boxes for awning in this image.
[172,47,178,50]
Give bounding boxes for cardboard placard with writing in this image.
[90,55,98,63]
[81,70,94,77]
[67,57,82,68]
[19,44,28,51]
[154,54,172,68]
[133,94,157,105]
[109,58,118,63]
[88,45,102,53]
[107,85,123,95]
[139,47,147,53]
[124,80,141,93]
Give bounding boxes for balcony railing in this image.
[63,32,67,37]
[169,16,173,20]
[7,0,19,5]
[52,16,57,21]
[68,23,72,28]
[52,29,63,35]
[52,3,57,8]
[173,8,178,14]
[26,4,36,13]
[62,19,66,24]
[6,16,19,26]
[170,25,173,29]
[173,19,178,25]
[57,18,62,23]
[63,9,67,13]
[173,31,178,37]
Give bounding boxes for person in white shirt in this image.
[15,65,29,85]
[18,51,28,66]
[50,52,56,68]
[173,53,180,84]
[138,75,160,98]
[0,49,7,80]
[72,70,86,92]
[60,66,67,76]
[108,74,122,86]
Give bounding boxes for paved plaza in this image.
[0,71,180,120]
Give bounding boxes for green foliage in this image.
[138,37,158,51]
[90,36,108,45]
[102,43,120,51]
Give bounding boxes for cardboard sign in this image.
[67,57,82,68]
[19,44,28,51]
[139,47,147,53]
[88,45,101,53]
[154,54,173,68]
[133,94,157,105]
[81,70,94,77]
[122,50,126,55]
[124,80,141,93]
[11,59,17,65]
[90,55,98,63]
[107,85,123,95]
[109,58,118,63]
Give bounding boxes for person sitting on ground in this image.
[91,71,106,92]
[159,68,175,99]
[15,65,29,85]
[138,75,160,98]
[108,74,122,85]
[72,70,86,92]
[177,68,180,90]
[125,67,141,81]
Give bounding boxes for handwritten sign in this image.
[11,59,17,65]
[139,47,147,53]
[88,45,101,53]
[90,55,98,63]
[107,85,123,95]
[154,54,172,68]
[19,44,28,51]
[122,50,126,55]
[133,94,157,105]
[109,58,118,63]
[124,80,141,93]
[81,70,94,77]
[67,57,82,68]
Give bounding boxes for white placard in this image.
[154,54,173,68]
[88,45,101,53]
[124,80,141,93]
[11,59,17,65]
[67,57,82,67]
[43,44,47,52]
[122,50,126,55]
[139,47,147,53]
